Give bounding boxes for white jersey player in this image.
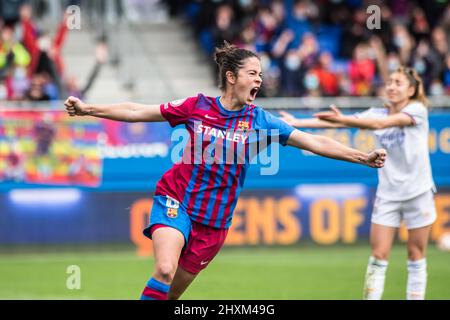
[280,67,436,300]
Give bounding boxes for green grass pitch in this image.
[1,245,449,300]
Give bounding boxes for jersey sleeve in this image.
[160,95,198,127]
[261,109,295,146]
[402,102,427,126]
[353,107,380,119]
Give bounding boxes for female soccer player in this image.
[65,42,385,300]
[280,67,435,300]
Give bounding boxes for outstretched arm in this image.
[64,96,165,122]
[314,105,414,130]
[279,111,345,128]
[287,129,386,168]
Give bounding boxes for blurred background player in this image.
[280,67,436,300]
[65,42,386,300]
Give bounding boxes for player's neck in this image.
[219,94,246,112]
[390,99,410,113]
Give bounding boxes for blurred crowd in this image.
[0,0,107,102]
[3,0,449,101]
[174,0,450,98]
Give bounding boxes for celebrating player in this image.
[280,67,435,300]
[65,42,386,300]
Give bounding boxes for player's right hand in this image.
[366,148,387,168]
[65,96,89,117]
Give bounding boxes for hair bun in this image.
[214,41,237,66]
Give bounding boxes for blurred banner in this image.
[0,110,170,189]
[0,187,449,256]
[0,110,102,187]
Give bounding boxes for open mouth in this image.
[249,87,259,101]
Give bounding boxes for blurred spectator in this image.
[429,78,445,96]
[303,69,320,97]
[409,39,442,90]
[431,26,448,62]
[440,4,450,44]
[392,23,415,65]
[211,4,238,51]
[1,25,31,99]
[0,0,28,25]
[282,48,302,96]
[0,25,30,71]
[25,72,51,101]
[410,7,431,41]
[285,0,314,49]
[340,7,371,59]
[271,28,294,59]
[311,52,339,96]
[368,35,389,84]
[298,32,319,70]
[21,3,69,81]
[388,0,411,24]
[375,5,394,50]
[386,51,401,73]
[348,43,376,96]
[234,0,259,22]
[444,53,450,94]
[235,18,257,52]
[259,52,281,97]
[64,40,109,99]
[270,0,286,26]
[253,5,279,52]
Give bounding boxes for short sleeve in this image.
[402,102,427,126]
[261,110,295,146]
[353,107,385,119]
[160,95,198,127]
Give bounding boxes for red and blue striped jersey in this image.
[155,93,294,229]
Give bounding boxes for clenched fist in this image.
[366,149,387,168]
[65,96,90,117]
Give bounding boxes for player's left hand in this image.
[366,148,387,168]
[278,111,297,126]
[314,104,343,123]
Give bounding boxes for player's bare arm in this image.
[287,129,386,168]
[279,110,345,128]
[64,96,166,122]
[314,104,414,130]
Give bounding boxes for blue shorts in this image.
[143,195,192,244]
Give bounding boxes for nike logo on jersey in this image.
[205,114,218,120]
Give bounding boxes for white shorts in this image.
[372,190,437,229]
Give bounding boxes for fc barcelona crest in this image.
[166,196,180,218]
[167,208,178,218]
[237,121,249,131]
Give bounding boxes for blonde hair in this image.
[394,66,429,107]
